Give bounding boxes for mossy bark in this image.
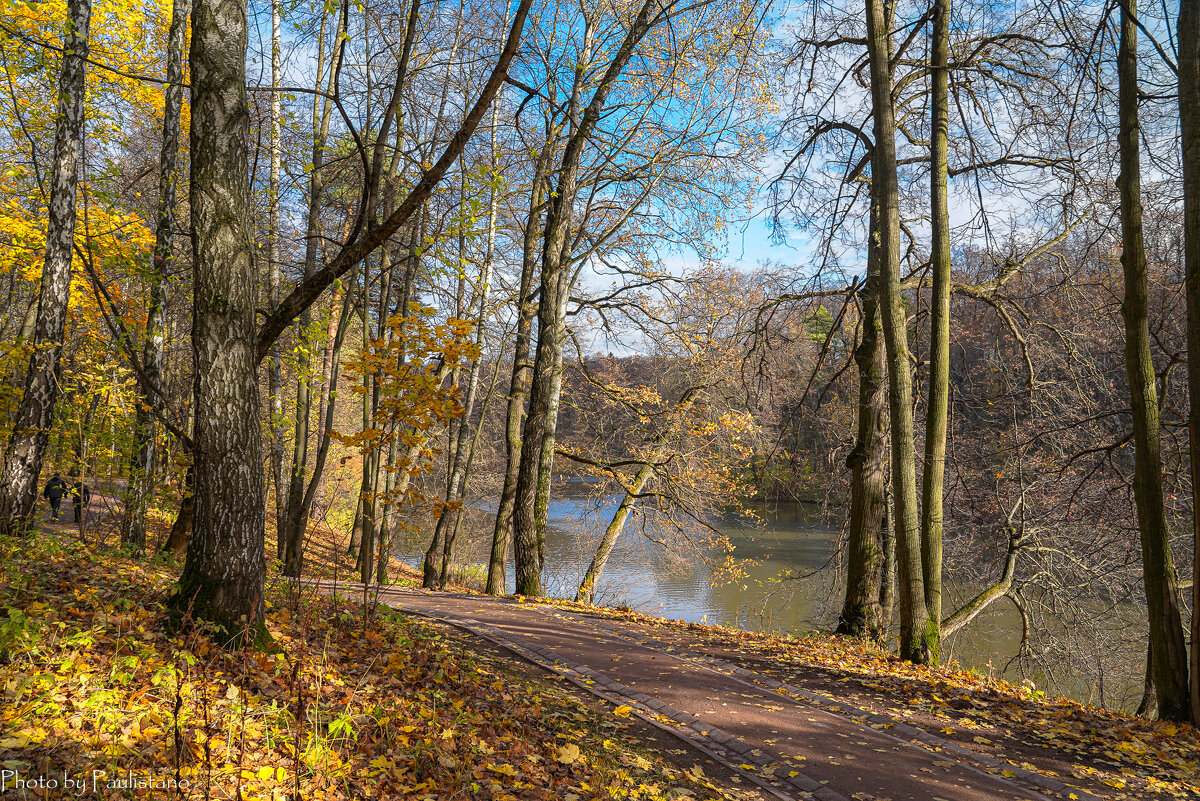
[838,204,889,641]
[1118,0,1191,722]
[1175,0,1200,725]
[864,0,934,664]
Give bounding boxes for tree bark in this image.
[120,0,184,555]
[486,145,551,595]
[266,0,285,545]
[1118,0,1190,722]
[919,0,950,645]
[837,264,889,638]
[0,0,91,535]
[171,0,267,643]
[1175,0,1200,725]
[160,466,194,557]
[864,0,934,664]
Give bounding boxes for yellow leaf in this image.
[487,762,518,777]
[256,766,273,780]
[613,705,633,718]
[556,743,583,765]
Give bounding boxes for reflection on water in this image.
[398,496,843,632]
[395,492,1139,707]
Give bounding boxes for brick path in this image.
[307,581,1103,801]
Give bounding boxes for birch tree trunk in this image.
[173,0,266,641]
[1118,0,1190,721]
[120,0,183,554]
[0,0,91,534]
[266,0,285,542]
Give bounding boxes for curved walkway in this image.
[308,581,1102,801]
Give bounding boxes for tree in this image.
[170,0,266,642]
[837,227,890,640]
[509,0,772,596]
[864,0,935,664]
[0,0,91,535]
[1117,0,1190,722]
[1178,0,1200,725]
[486,141,552,595]
[919,0,951,644]
[120,0,186,555]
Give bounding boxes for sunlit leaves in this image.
[0,535,758,801]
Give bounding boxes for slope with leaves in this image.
[0,534,761,800]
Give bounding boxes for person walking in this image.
[71,480,90,523]
[43,474,67,521]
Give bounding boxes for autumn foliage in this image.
[0,533,762,800]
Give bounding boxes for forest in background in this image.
[0,0,1198,724]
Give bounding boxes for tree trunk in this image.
[376,431,399,585]
[1118,0,1191,722]
[0,0,91,535]
[282,273,354,576]
[512,1,662,596]
[864,0,934,664]
[121,0,184,555]
[160,466,194,557]
[837,264,889,639]
[171,0,267,643]
[281,3,347,575]
[576,463,654,604]
[940,527,1022,637]
[1175,0,1200,725]
[919,0,950,645]
[880,487,895,629]
[486,146,550,595]
[512,241,569,596]
[436,164,501,589]
[266,0,285,545]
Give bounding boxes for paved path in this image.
[308,581,1101,801]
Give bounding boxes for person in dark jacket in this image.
[43,474,67,520]
[71,481,91,523]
